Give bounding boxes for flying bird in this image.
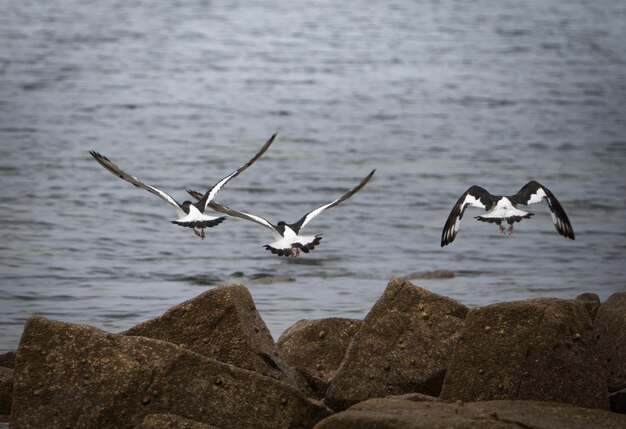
[186,169,376,256]
[441,181,575,246]
[89,133,276,239]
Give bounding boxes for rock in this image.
[295,367,328,400]
[325,278,468,410]
[385,392,441,402]
[405,270,455,280]
[136,414,220,428]
[440,298,609,410]
[124,284,309,392]
[313,397,626,429]
[594,292,626,392]
[575,293,601,321]
[0,352,15,369]
[609,388,626,414]
[0,367,12,416]
[11,316,332,429]
[278,318,362,397]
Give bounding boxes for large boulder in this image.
[325,278,468,410]
[575,293,601,321]
[440,298,608,410]
[277,318,361,397]
[594,292,626,392]
[124,284,308,392]
[313,397,626,429]
[136,414,220,429]
[11,316,332,429]
[0,352,15,369]
[0,367,12,416]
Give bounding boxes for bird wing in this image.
[89,151,181,209]
[510,181,575,239]
[289,169,376,234]
[202,200,278,233]
[441,185,492,246]
[195,133,276,211]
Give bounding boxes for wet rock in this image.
[136,414,220,429]
[609,388,626,414]
[325,278,468,410]
[11,316,332,429]
[575,292,601,321]
[0,352,15,369]
[405,270,455,280]
[278,318,362,397]
[594,292,626,392]
[0,367,12,416]
[313,398,626,429]
[124,284,308,392]
[440,298,608,410]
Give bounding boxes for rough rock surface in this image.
[278,318,361,397]
[0,367,12,416]
[0,352,15,369]
[575,293,601,321]
[124,284,308,392]
[136,414,220,429]
[440,298,608,410]
[385,392,441,402]
[594,292,626,392]
[313,398,626,429]
[11,316,332,429]
[325,278,468,410]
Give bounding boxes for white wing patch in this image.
[527,188,547,205]
[463,194,486,210]
[175,205,220,223]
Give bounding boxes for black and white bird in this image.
[186,169,376,256]
[441,181,575,247]
[89,133,276,239]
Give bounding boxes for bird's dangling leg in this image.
[499,224,506,234]
[291,247,300,257]
[507,224,514,235]
[193,228,203,238]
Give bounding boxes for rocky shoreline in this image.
[1,279,625,428]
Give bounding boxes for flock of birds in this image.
[89,133,575,257]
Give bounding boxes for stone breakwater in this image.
[0,279,625,428]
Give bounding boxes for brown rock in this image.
[124,284,308,392]
[136,414,220,429]
[440,298,609,410]
[278,318,362,397]
[325,278,468,410]
[594,292,626,392]
[313,398,626,429]
[575,292,601,321]
[0,352,15,369]
[385,392,441,402]
[609,388,626,414]
[0,367,12,416]
[11,316,332,429]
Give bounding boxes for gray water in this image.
[1,0,625,353]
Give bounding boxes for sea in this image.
[1,0,625,353]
